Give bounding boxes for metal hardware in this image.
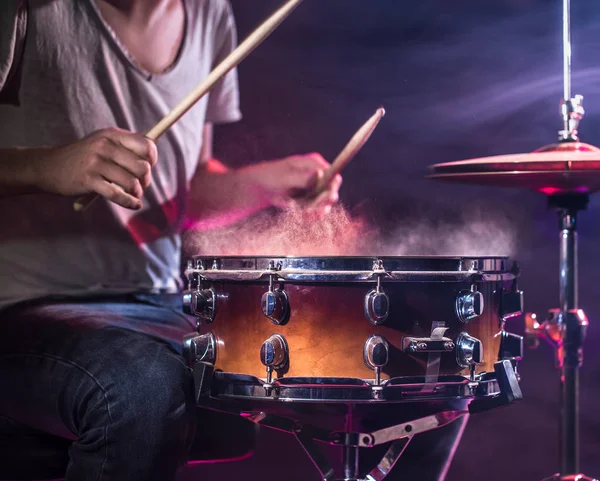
[468,360,523,414]
[260,334,289,393]
[543,474,598,481]
[364,273,390,325]
[559,95,585,142]
[261,267,290,325]
[244,410,465,481]
[525,311,546,349]
[402,335,455,354]
[185,256,516,283]
[208,370,510,403]
[291,424,335,481]
[363,335,390,392]
[365,439,411,481]
[245,411,451,449]
[191,361,214,404]
[261,289,289,324]
[455,288,484,323]
[544,1,596,475]
[182,291,193,315]
[188,288,217,324]
[525,308,588,369]
[500,290,524,320]
[498,330,524,361]
[182,332,217,366]
[455,333,483,368]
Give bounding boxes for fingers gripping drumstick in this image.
[309,107,386,197]
[73,0,304,212]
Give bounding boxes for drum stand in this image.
[240,407,466,481]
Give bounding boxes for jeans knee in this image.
[92,332,196,451]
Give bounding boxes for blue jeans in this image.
[0,294,198,481]
[0,294,467,481]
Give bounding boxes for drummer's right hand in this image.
[36,128,157,210]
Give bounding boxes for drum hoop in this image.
[186,256,516,282]
[208,372,503,404]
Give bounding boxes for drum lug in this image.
[182,332,217,366]
[261,273,290,325]
[498,330,524,361]
[363,335,390,394]
[182,290,193,315]
[455,332,483,368]
[260,334,289,395]
[500,289,524,321]
[455,287,484,323]
[187,288,217,324]
[364,274,390,325]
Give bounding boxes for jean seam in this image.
[1,352,113,480]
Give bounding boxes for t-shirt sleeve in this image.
[0,0,27,104]
[205,0,242,125]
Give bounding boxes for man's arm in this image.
[185,124,343,230]
[0,128,157,209]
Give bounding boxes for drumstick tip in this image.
[377,106,386,117]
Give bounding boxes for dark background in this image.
[187,1,600,479]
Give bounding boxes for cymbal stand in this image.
[525,1,596,479]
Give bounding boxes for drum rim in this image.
[186,255,516,282]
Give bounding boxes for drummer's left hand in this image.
[242,152,343,215]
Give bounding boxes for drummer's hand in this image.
[35,128,157,210]
[245,153,342,215]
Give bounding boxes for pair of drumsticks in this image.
[73,0,385,212]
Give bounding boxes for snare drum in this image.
[183,256,523,406]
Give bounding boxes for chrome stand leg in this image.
[343,446,359,481]
[292,424,336,481]
[364,438,412,481]
[542,475,598,481]
[291,423,413,481]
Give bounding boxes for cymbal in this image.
[428,142,600,195]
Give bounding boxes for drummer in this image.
[0,0,341,479]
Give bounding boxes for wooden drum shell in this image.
[196,278,509,380]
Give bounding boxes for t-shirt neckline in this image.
[85,0,190,82]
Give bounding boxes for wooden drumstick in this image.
[309,106,386,197]
[73,0,304,212]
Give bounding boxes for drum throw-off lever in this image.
[468,360,523,414]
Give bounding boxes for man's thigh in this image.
[0,296,196,438]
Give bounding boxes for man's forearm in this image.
[185,158,268,230]
[0,147,47,196]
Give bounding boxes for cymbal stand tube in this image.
[558,0,584,142]
[543,194,593,481]
[558,206,578,474]
[562,0,572,107]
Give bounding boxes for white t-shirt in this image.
[0,0,242,309]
